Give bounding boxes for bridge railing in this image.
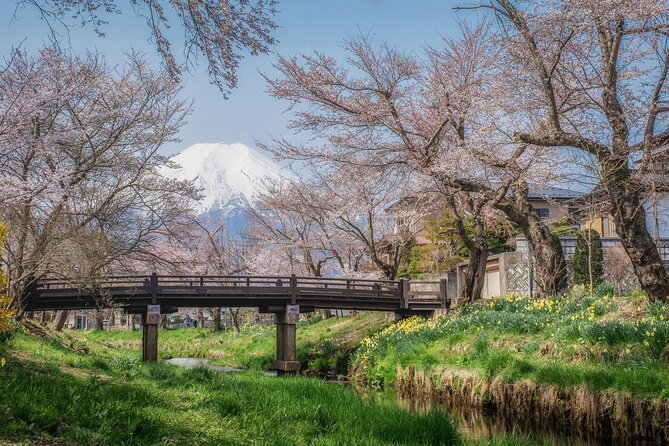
[31,274,449,310]
[36,275,150,290]
[155,275,294,288]
[401,279,449,309]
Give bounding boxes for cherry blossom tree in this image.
[153,216,248,331]
[307,165,425,280]
[0,49,196,314]
[13,0,278,96]
[465,0,669,301]
[262,24,568,295]
[246,178,340,278]
[247,164,424,280]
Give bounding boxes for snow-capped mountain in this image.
[162,142,291,226]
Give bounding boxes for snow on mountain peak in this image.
[162,142,289,214]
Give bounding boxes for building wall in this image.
[644,195,669,238]
[514,237,669,294]
[580,192,669,239]
[528,199,575,226]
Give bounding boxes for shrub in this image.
[649,302,669,321]
[630,288,649,307]
[551,234,569,293]
[594,282,615,297]
[572,229,603,288]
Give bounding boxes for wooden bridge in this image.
[23,274,450,372]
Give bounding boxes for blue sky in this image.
[0,1,465,156]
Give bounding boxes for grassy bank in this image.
[352,287,669,396]
[0,332,461,445]
[350,288,669,442]
[82,312,386,376]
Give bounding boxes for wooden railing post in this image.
[399,279,409,309]
[439,278,448,310]
[151,272,158,304]
[290,274,297,304]
[20,275,37,312]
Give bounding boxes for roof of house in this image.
[387,185,586,211]
[527,186,586,201]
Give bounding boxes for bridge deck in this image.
[23,274,448,313]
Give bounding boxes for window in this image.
[75,315,88,330]
[535,208,550,220]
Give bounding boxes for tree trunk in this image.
[212,307,222,331]
[447,196,489,303]
[196,308,204,328]
[496,186,567,297]
[95,309,104,331]
[54,310,69,331]
[230,308,241,334]
[461,246,488,303]
[604,169,669,302]
[525,215,567,297]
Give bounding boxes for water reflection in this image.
[350,383,653,446]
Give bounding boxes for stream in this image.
[166,357,277,376]
[166,358,650,445]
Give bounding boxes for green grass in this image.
[352,290,669,397]
[0,332,462,445]
[81,312,387,375]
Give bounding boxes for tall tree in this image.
[468,0,669,301]
[573,228,604,289]
[246,179,342,278]
[262,26,568,295]
[0,49,196,313]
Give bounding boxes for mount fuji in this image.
[162,142,292,230]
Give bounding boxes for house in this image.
[61,309,135,330]
[570,145,669,238]
[390,186,585,246]
[525,187,584,225]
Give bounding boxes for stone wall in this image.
[511,237,669,295]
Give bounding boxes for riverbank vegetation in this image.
[352,287,669,396]
[350,288,669,442]
[0,331,461,445]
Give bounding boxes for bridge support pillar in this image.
[272,306,300,374]
[142,305,160,362]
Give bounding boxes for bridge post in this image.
[399,279,410,309]
[142,304,160,362]
[272,305,300,375]
[439,278,448,310]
